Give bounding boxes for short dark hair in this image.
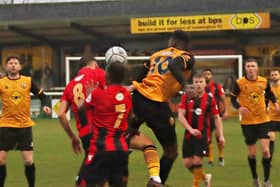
[106,62,126,84]
[192,72,205,79]
[6,56,20,63]
[202,68,213,73]
[170,30,191,50]
[245,58,258,65]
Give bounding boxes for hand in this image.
[189,128,201,137]
[71,136,82,154]
[238,106,250,116]
[85,80,99,97]
[43,106,52,115]
[126,85,135,92]
[274,103,280,113]
[218,136,225,147]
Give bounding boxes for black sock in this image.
[160,156,175,184]
[262,157,271,182]
[25,164,35,187]
[269,141,275,161]
[248,157,258,179]
[0,165,6,187]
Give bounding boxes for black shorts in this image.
[269,121,280,132]
[131,90,177,147]
[77,151,128,187]
[182,135,208,158]
[0,127,33,151]
[241,122,270,145]
[80,133,92,154]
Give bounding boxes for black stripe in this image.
[96,127,107,152]
[114,130,123,151]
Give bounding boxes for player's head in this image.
[202,68,213,83]
[5,56,22,76]
[79,56,99,69]
[105,62,126,85]
[270,69,280,83]
[244,58,258,79]
[192,73,206,94]
[168,30,191,51]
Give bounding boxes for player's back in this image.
[133,47,192,102]
[86,85,132,152]
[61,67,105,131]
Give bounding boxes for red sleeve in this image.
[211,97,219,115]
[178,93,187,109]
[217,84,225,97]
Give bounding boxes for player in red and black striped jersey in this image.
[202,68,227,166]
[77,61,132,187]
[57,57,106,186]
[178,74,225,187]
[58,57,105,153]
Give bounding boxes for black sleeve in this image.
[135,61,150,82]
[30,80,51,107]
[265,81,277,103]
[168,54,195,87]
[230,80,241,109]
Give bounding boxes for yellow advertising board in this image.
[130,12,270,34]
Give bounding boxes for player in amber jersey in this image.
[202,68,227,166]
[128,30,195,185]
[178,74,224,187]
[231,58,279,187]
[267,69,280,165]
[77,61,131,187]
[0,56,51,187]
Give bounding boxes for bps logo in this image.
[230,13,262,29]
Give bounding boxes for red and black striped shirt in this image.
[178,92,219,140]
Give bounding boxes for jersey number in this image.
[73,83,85,106]
[150,56,172,75]
[114,104,126,128]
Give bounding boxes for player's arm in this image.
[213,114,225,146]
[57,100,82,154]
[230,80,250,115]
[168,54,195,87]
[265,81,280,112]
[218,84,228,117]
[178,108,201,136]
[30,80,51,115]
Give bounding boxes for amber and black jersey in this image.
[132,47,195,102]
[0,75,50,128]
[269,83,280,122]
[178,92,219,140]
[231,76,276,125]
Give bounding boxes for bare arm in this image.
[213,114,225,146]
[57,101,82,154]
[178,108,201,136]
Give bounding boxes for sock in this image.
[269,141,275,162]
[216,137,224,159]
[192,164,205,187]
[25,163,35,187]
[208,143,213,163]
[248,157,258,179]
[0,165,6,187]
[262,157,271,182]
[160,155,175,184]
[143,145,160,181]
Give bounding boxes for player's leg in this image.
[207,118,215,166]
[268,131,275,162]
[0,128,11,187]
[259,122,272,186]
[147,105,178,185]
[242,125,261,187]
[0,151,7,187]
[129,133,162,186]
[19,127,35,187]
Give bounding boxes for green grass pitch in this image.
[3,117,280,187]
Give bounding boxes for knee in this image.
[0,159,6,165]
[23,158,34,166]
[164,145,178,159]
[262,149,270,158]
